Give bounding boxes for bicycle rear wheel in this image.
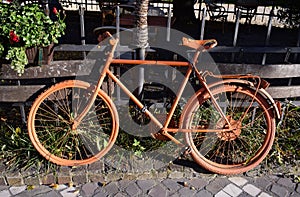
[184,84,275,174]
[28,80,119,166]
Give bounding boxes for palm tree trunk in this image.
[134,0,149,60]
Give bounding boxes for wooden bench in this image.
[217,63,300,99]
[0,61,94,102]
[1,61,299,102]
[1,46,300,123]
[0,60,96,123]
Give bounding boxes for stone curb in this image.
[0,159,298,188]
[0,158,299,197]
[0,175,299,197]
[0,160,191,186]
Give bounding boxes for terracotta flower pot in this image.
[26,43,54,65]
[26,46,38,64]
[41,43,54,65]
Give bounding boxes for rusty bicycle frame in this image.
[72,32,280,147]
[27,30,283,173]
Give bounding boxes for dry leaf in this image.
[50,183,59,190]
[73,189,80,194]
[27,185,35,190]
[68,181,74,187]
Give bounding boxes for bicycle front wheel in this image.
[184,84,276,174]
[28,80,119,166]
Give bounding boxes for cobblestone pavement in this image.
[0,174,299,197]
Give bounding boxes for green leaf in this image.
[1,145,6,151]
[134,150,142,157]
[140,146,146,151]
[133,139,140,146]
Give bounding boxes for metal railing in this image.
[20,0,300,64]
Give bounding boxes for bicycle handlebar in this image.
[98,31,118,46]
[103,31,119,46]
[105,31,114,39]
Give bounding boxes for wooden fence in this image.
[1,60,300,102]
[1,59,300,123]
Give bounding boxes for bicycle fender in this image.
[257,88,281,119]
[207,79,281,120]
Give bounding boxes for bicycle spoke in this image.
[55,89,72,118]
[28,80,118,166]
[50,90,73,120]
[186,84,275,174]
[38,101,69,122]
[240,107,270,130]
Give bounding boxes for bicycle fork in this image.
[72,39,119,130]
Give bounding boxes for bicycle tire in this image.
[28,80,119,166]
[183,84,275,174]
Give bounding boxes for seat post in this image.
[192,50,201,67]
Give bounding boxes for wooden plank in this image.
[192,46,300,53]
[55,45,300,54]
[217,63,300,78]
[0,60,95,80]
[0,85,45,102]
[2,61,300,80]
[54,45,300,54]
[267,86,300,99]
[55,44,137,53]
[0,84,297,102]
[54,44,101,52]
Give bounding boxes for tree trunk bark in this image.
[133,0,149,95]
[134,0,149,60]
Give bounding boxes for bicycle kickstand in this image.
[178,147,192,160]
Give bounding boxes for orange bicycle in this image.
[27,32,280,174]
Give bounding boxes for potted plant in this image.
[0,0,66,75]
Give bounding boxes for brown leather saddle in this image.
[182,37,217,50]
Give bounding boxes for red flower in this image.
[9,30,19,43]
[7,0,13,2]
[53,7,58,15]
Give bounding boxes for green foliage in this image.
[0,122,56,171]
[271,102,300,166]
[0,1,66,75]
[0,43,3,57]
[132,138,146,157]
[0,101,299,175]
[5,47,28,74]
[115,128,168,156]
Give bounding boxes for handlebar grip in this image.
[105,31,114,39]
[104,31,118,46]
